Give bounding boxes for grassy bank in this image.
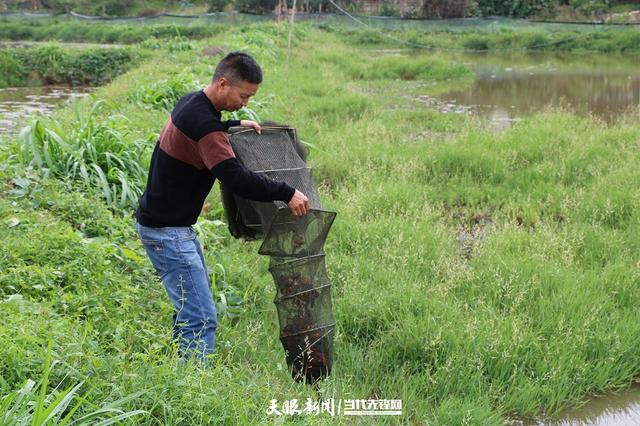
[0,18,237,44]
[2,16,640,53]
[1,22,639,424]
[0,43,139,87]
[326,22,640,53]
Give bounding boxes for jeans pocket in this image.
[175,227,196,241]
[140,238,168,276]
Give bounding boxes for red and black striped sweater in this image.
[136,90,295,228]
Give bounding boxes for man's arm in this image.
[212,158,310,216]
[222,119,261,134]
[212,158,294,202]
[197,129,309,216]
[221,119,241,131]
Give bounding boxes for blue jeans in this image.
[135,222,217,363]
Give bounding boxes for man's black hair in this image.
[213,52,263,84]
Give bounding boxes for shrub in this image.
[208,0,232,12]
[2,44,136,87]
[0,51,26,87]
[477,0,556,17]
[127,72,203,112]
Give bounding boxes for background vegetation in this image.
[2,16,640,55]
[0,44,138,87]
[1,0,639,19]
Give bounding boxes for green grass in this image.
[3,16,640,53]
[329,23,640,53]
[0,340,146,425]
[1,21,639,424]
[0,19,228,44]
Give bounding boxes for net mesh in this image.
[222,125,336,385]
[259,209,336,258]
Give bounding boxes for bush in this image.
[477,0,556,17]
[37,0,135,16]
[379,0,401,17]
[208,0,232,12]
[235,0,276,15]
[463,35,491,50]
[421,0,480,18]
[570,0,611,15]
[1,44,136,87]
[0,51,26,87]
[127,72,202,112]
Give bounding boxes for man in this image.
[135,52,310,363]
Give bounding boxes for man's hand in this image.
[288,189,310,217]
[240,120,261,134]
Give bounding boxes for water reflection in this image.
[0,86,92,136]
[437,52,640,128]
[533,384,640,426]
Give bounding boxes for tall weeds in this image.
[0,341,146,425]
[17,100,149,210]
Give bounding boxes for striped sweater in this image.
[135,90,295,227]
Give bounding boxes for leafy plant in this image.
[140,34,197,52]
[0,340,146,425]
[17,100,149,210]
[127,72,202,112]
[0,51,25,88]
[208,0,232,12]
[232,27,279,60]
[570,0,610,15]
[477,0,556,17]
[166,36,195,53]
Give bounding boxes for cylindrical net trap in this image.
[223,125,337,385]
[270,254,335,383]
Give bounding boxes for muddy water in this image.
[0,86,92,136]
[437,52,640,129]
[530,384,640,426]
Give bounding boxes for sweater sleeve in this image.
[211,158,296,203]
[222,120,241,131]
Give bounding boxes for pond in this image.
[0,85,92,136]
[437,52,640,130]
[529,384,640,426]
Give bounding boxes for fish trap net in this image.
[222,125,336,384]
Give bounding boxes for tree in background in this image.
[234,0,276,13]
[208,0,232,11]
[421,0,479,18]
[5,0,639,18]
[563,0,611,15]
[41,0,134,14]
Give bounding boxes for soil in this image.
[201,46,226,57]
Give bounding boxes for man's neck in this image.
[203,85,222,112]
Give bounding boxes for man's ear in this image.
[218,77,231,88]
